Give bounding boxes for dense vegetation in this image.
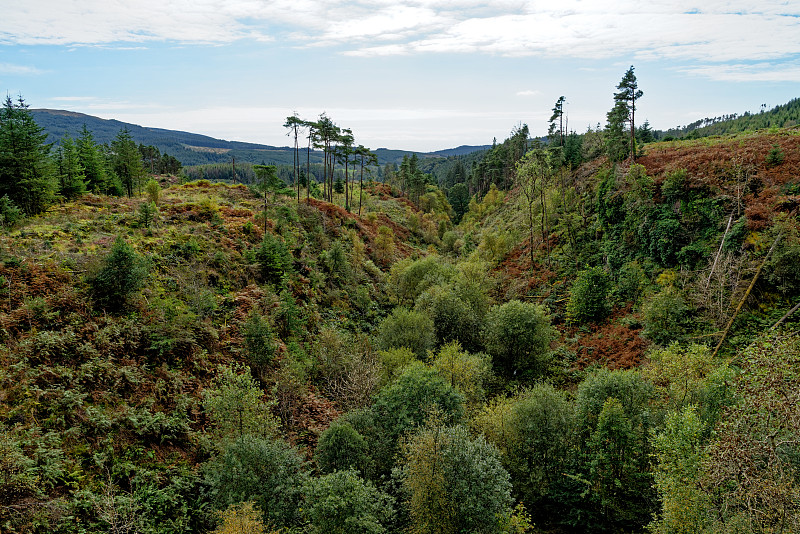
[2,75,800,533]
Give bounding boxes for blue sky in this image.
[1,1,799,152]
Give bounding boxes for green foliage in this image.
[764,217,800,295]
[77,124,112,193]
[242,310,276,371]
[303,469,395,534]
[566,266,611,324]
[275,289,304,338]
[415,284,479,351]
[642,343,733,429]
[90,236,150,312]
[56,134,87,199]
[430,341,491,412]
[575,368,656,531]
[378,347,416,385]
[390,255,455,305]
[483,299,556,378]
[650,406,708,534]
[320,240,351,284]
[255,233,293,285]
[614,260,647,304]
[401,421,513,534]
[0,194,22,228]
[206,435,307,529]
[202,363,278,446]
[373,363,465,437]
[376,307,435,359]
[0,95,57,214]
[145,179,161,204]
[661,168,688,203]
[363,363,465,478]
[315,420,369,475]
[641,285,691,345]
[703,332,800,533]
[765,143,785,167]
[587,397,653,528]
[504,384,574,516]
[137,201,157,228]
[607,66,643,162]
[252,164,284,195]
[111,127,145,197]
[447,182,470,224]
[213,501,271,534]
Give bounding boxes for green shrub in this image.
[303,469,394,534]
[202,363,278,446]
[765,144,785,167]
[614,261,647,304]
[90,236,149,312]
[483,300,556,378]
[566,266,611,324]
[575,368,656,531]
[145,179,161,204]
[415,284,479,351]
[206,435,306,529]
[376,307,435,359]
[390,255,455,305]
[320,240,351,284]
[315,421,369,475]
[366,363,465,477]
[138,201,157,228]
[242,311,276,370]
[402,422,512,534]
[255,234,293,285]
[641,286,690,345]
[0,194,22,228]
[378,347,416,385]
[505,384,574,510]
[430,342,491,412]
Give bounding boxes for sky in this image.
[1,1,799,152]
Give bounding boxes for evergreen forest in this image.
[1,69,800,534]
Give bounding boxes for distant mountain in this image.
[30,109,490,168]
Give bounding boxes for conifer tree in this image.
[548,96,566,147]
[111,127,145,197]
[56,134,86,199]
[0,95,56,214]
[77,124,110,193]
[607,66,643,161]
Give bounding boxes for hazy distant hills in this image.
[31,109,491,167]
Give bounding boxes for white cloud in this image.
[680,62,800,82]
[516,90,540,97]
[2,1,799,68]
[50,96,97,101]
[0,62,44,75]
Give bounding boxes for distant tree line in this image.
[0,95,182,225]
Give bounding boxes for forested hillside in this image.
[31,109,488,168]
[2,84,800,534]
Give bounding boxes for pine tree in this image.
[111,128,144,197]
[608,66,644,162]
[56,134,86,199]
[0,95,56,215]
[548,96,566,147]
[77,124,110,193]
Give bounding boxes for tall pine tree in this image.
[111,128,144,197]
[0,95,56,215]
[77,124,112,193]
[607,66,643,162]
[56,134,86,199]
